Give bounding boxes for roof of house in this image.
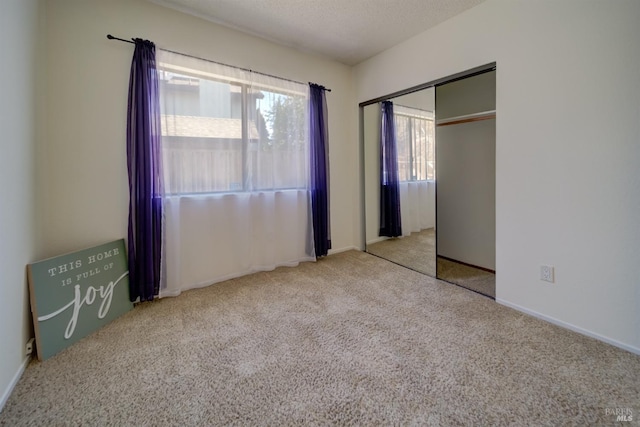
[161,115,260,140]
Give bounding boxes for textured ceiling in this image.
[150,0,487,65]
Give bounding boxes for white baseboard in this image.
[496,298,640,356]
[328,246,359,256]
[0,355,31,413]
[366,237,388,245]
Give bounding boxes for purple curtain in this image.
[309,83,331,257]
[379,101,402,237]
[127,39,163,302]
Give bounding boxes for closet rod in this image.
[107,34,331,92]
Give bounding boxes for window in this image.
[158,51,309,195]
[394,106,435,181]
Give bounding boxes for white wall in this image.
[437,119,495,270]
[354,0,640,353]
[0,0,40,409]
[435,70,496,119]
[40,0,356,259]
[394,89,435,112]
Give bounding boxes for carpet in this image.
[1,251,638,425]
[366,228,436,277]
[437,257,495,298]
[366,230,495,298]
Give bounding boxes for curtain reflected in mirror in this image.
[363,88,436,277]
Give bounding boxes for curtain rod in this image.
[107,34,331,92]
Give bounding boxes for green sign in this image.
[28,239,133,360]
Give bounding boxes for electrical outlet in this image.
[540,265,554,283]
[25,338,35,356]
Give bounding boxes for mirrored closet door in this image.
[360,64,496,298]
[363,88,437,277]
[435,70,496,297]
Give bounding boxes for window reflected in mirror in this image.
[363,88,436,277]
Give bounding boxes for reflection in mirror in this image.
[363,88,437,277]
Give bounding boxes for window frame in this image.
[394,106,435,183]
[158,61,309,196]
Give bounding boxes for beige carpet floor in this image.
[367,228,436,277]
[1,251,638,425]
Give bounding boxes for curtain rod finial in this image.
[107,34,136,45]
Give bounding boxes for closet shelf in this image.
[436,110,496,127]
